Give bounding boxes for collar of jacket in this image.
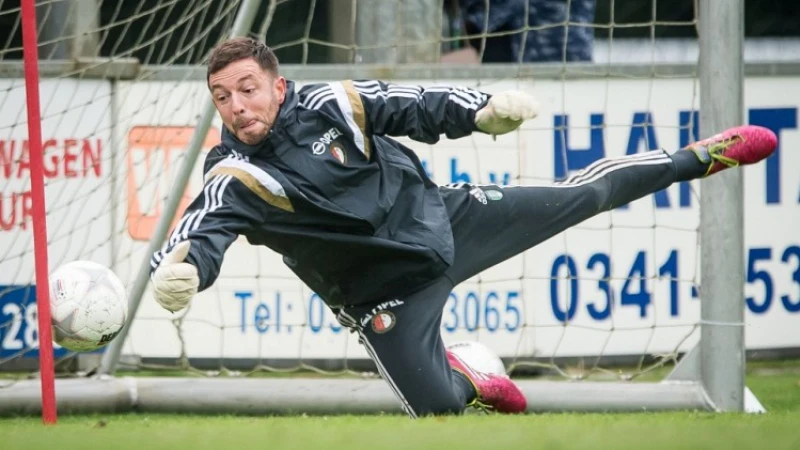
[220,79,299,156]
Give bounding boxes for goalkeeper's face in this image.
[209,58,286,145]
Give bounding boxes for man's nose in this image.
[231,94,246,114]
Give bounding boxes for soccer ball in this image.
[48,260,128,352]
[446,340,506,376]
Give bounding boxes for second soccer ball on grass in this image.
[446,340,507,376]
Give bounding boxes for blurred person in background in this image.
[442,0,596,63]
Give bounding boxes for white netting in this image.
[0,0,241,369]
[0,0,715,381]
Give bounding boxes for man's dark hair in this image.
[207,37,279,84]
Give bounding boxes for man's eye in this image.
[243,88,255,94]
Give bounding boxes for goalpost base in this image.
[667,345,766,414]
[0,376,716,416]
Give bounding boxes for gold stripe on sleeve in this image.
[208,167,294,213]
[342,79,371,158]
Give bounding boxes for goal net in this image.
[1,0,793,415]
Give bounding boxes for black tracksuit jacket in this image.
[150,79,489,307]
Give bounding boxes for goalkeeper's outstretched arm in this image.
[299,80,539,144]
[300,80,539,144]
[149,152,270,312]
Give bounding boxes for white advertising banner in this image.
[0,74,797,363]
[0,79,113,358]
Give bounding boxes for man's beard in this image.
[237,121,271,145]
[236,105,278,145]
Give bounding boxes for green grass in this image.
[2,412,800,450]
[2,363,799,450]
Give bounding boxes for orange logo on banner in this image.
[126,126,219,241]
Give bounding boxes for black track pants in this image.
[336,150,677,417]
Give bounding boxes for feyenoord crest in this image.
[330,143,346,164]
[371,311,396,333]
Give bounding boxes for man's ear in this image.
[275,75,287,104]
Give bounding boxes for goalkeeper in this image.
[150,37,777,417]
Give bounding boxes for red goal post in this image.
[20,0,57,425]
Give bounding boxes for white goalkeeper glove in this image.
[474,91,540,136]
[152,241,199,313]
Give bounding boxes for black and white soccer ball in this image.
[49,260,128,352]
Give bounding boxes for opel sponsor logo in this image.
[311,127,343,156]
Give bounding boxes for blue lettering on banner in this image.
[0,285,69,358]
[442,290,521,333]
[488,171,511,185]
[745,245,800,314]
[234,240,800,333]
[618,112,668,209]
[307,294,343,334]
[550,255,579,321]
[626,112,659,158]
[236,291,287,334]
[236,291,343,335]
[449,158,510,185]
[235,290,523,335]
[549,245,800,322]
[749,108,798,205]
[450,158,471,184]
[586,253,613,320]
[553,113,606,181]
[235,291,252,333]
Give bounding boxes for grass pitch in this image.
[1,363,799,450]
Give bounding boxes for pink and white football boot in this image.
[447,350,527,414]
[684,125,778,176]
